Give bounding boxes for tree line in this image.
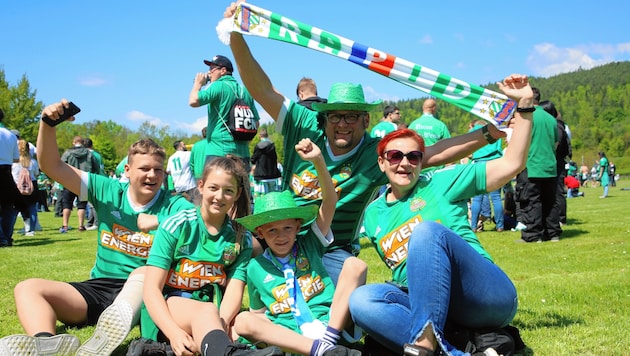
[1,61,629,175]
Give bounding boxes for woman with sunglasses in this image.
[349,74,535,356]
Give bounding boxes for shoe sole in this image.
[76,302,134,356]
[0,334,80,356]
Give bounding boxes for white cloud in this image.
[176,116,206,134]
[418,34,433,45]
[257,109,274,125]
[79,75,108,87]
[174,106,274,135]
[527,42,630,77]
[363,85,400,103]
[126,110,164,126]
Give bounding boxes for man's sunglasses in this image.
[382,150,424,165]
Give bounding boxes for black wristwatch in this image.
[482,125,497,144]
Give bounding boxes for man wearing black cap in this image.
[189,54,259,171]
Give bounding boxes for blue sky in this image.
[3,1,629,135]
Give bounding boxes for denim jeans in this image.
[22,203,38,233]
[470,188,504,230]
[0,205,18,245]
[322,248,353,286]
[349,221,517,355]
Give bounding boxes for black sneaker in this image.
[322,345,362,356]
[126,338,174,356]
[224,343,283,356]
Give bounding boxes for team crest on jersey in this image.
[296,255,310,271]
[222,245,238,265]
[339,164,352,179]
[409,197,426,212]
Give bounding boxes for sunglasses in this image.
[326,113,365,124]
[383,150,423,165]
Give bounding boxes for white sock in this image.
[112,273,144,324]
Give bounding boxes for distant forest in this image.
[372,61,630,170]
[2,62,629,174]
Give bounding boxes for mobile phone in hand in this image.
[41,102,81,127]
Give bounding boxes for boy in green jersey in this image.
[235,139,364,356]
[0,99,193,356]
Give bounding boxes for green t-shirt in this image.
[147,207,251,291]
[190,139,208,180]
[361,163,493,287]
[599,156,610,185]
[86,173,193,279]
[91,149,106,175]
[246,229,334,333]
[526,107,558,178]
[409,114,451,172]
[115,156,128,181]
[408,114,451,147]
[278,100,388,253]
[370,121,397,138]
[469,124,503,162]
[198,75,259,159]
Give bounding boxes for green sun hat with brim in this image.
[236,191,319,232]
[311,83,382,112]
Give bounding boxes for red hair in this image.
[377,128,426,156]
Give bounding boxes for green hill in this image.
[374,61,630,173]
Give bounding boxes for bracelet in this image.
[481,125,497,144]
[516,106,536,113]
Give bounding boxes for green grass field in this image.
[1,180,628,355]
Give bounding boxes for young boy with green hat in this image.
[235,138,364,356]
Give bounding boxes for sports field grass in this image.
[0,180,628,355]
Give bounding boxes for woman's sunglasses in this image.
[382,150,424,165]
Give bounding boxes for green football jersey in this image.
[246,230,334,333]
[361,163,493,287]
[148,207,252,290]
[86,173,193,279]
[278,101,388,253]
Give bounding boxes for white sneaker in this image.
[0,334,80,356]
[85,225,98,231]
[510,222,526,232]
[483,348,502,356]
[76,302,134,356]
[24,232,34,237]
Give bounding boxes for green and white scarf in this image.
[217,2,516,127]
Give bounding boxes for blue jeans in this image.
[470,189,504,230]
[24,203,38,232]
[0,205,18,245]
[322,248,354,286]
[349,222,517,355]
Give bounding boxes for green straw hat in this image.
[236,191,318,232]
[311,83,382,112]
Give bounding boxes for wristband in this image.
[516,106,536,113]
[482,125,497,144]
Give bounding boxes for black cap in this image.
[203,55,233,73]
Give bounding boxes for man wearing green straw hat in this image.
[225,2,505,285]
[235,138,364,356]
